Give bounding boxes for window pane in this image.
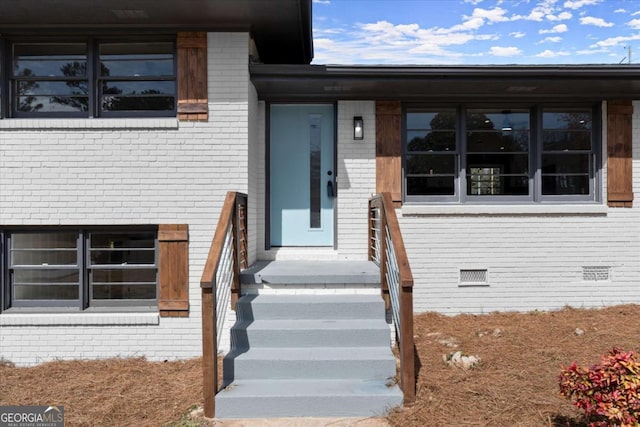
[467,130,529,152]
[543,131,592,151]
[102,96,175,111]
[91,250,155,265]
[542,110,594,196]
[13,269,79,284]
[465,109,530,197]
[93,284,156,300]
[406,154,455,175]
[17,95,89,113]
[18,80,88,96]
[543,111,592,130]
[12,250,77,266]
[100,42,174,77]
[467,153,529,175]
[467,173,529,196]
[407,111,456,129]
[14,43,87,77]
[13,233,78,249]
[91,233,155,249]
[407,177,455,196]
[14,284,79,300]
[92,269,156,283]
[407,131,456,152]
[102,81,175,96]
[542,154,590,174]
[466,110,529,131]
[542,176,590,195]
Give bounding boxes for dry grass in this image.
[2,305,640,426]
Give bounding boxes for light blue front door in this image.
[270,104,335,246]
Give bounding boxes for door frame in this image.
[265,101,338,250]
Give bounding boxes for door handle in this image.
[327,180,334,198]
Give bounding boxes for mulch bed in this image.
[2,305,640,426]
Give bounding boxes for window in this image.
[5,38,176,118]
[3,229,157,310]
[404,105,599,203]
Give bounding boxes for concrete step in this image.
[240,260,380,285]
[215,379,403,418]
[235,294,386,320]
[223,346,397,381]
[230,318,391,348]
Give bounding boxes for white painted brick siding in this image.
[398,100,640,314]
[336,101,376,260]
[0,32,252,366]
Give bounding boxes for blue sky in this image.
[311,0,640,64]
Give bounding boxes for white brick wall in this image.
[398,100,640,314]
[0,32,252,366]
[336,101,376,260]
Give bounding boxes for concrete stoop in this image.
[215,286,402,419]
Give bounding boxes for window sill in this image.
[401,204,609,216]
[0,118,179,130]
[0,312,160,326]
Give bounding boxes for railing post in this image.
[379,200,390,310]
[231,200,240,311]
[201,286,216,418]
[400,285,415,404]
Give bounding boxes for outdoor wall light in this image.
[353,116,364,140]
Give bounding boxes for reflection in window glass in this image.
[89,232,157,302]
[10,232,80,303]
[98,42,175,114]
[406,110,457,196]
[542,110,593,195]
[13,43,88,114]
[466,110,530,197]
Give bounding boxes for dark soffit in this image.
[250,64,640,101]
[0,0,313,64]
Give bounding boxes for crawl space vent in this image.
[460,269,488,285]
[582,266,610,282]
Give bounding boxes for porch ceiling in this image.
[250,64,640,101]
[0,0,312,64]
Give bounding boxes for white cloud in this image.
[490,46,523,56]
[614,8,626,13]
[536,49,571,58]
[579,16,614,27]
[634,11,640,16]
[536,49,571,57]
[628,19,640,30]
[510,31,526,38]
[591,33,640,48]
[547,11,572,21]
[538,36,562,43]
[312,0,330,3]
[539,24,568,34]
[564,0,601,9]
[464,0,484,4]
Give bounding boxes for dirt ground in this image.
[2,304,640,426]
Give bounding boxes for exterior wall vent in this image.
[582,266,610,282]
[460,269,489,286]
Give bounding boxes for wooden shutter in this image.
[177,32,208,122]
[158,224,189,317]
[376,101,402,206]
[607,100,633,208]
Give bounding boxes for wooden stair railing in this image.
[200,191,248,418]
[368,192,416,405]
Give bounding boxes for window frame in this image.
[3,35,177,119]
[0,227,158,312]
[403,103,601,204]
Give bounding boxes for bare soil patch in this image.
[1,305,639,426]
